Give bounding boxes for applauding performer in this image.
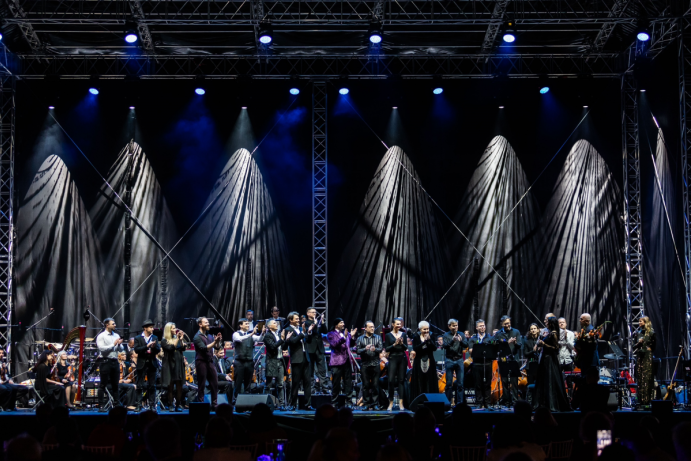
[285,312,313,410]
[384,317,408,411]
[161,322,188,412]
[493,315,522,407]
[96,318,126,411]
[441,318,468,406]
[232,318,265,401]
[264,319,290,409]
[193,317,223,409]
[133,319,161,411]
[357,321,383,411]
[411,321,439,401]
[327,318,357,407]
[305,308,329,394]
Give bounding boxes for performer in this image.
[264,319,290,409]
[305,307,329,394]
[161,322,188,412]
[267,306,286,331]
[54,351,77,409]
[0,349,28,411]
[411,321,439,400]
[213,348,234,404]
[523,324,540,364]
[533,316,570,412]
[232,318,265,401]
[493,315,522,407]
[284,311,313,410]
[468,319,492,409]
[574,313,599,378]
[356,321,383,411]
[193,317,223,409]
[327,318,357,407]
[246,310,256,330]
[33,351,67,408]
[118,351,137,409]
[634,316,656,406]
[557,317,576,397]
[96,318,125,411]
[384,317,408,411]
[441,318,468,406]
[133,319,161,411]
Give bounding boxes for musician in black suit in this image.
[246,310,256,330]
[284,311,314,410]
[213,348,234,404]
[305,307,329,394]
[266,306,287,331]
[193,317,223,409]
[264,319,289,408]
[133,319,161,411]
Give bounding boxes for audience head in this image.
[674,422,691,461]
[579,411,612,444]
[512,400,532,422]
[533,407,557,427]
[630,426,657,455]
[376,444,412,461]
[322,427,359,461]
[4,434,42,461]
[492,415,534,448]
[145,418,181,460]
[108,406,128,428]
[414,406,436,437]
[599,443,635,461]
[138,410,160,436]
[215,403,234,424]
[249,403,277,432]
[204,416,233,449]
[392,412,414,441]
[338,407,354,428]
[314,404,339,439]
[452,403,472,426]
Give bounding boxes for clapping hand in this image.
[309,324,315,333]
[350,328,358,337]
[281,330,286,340]
[286,331,293,340]
[508,337,516,344]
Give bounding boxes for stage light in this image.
[392,106,398,109]
[129,106,135,109]
[503,33,515,43]
[339,88,349,95]
[640,89,646,92]
[539,86,550,94]
[637,31,650,42]
[433,88,443,95]
[289,88,300,95]
[503,21,516,43]
[369,22,383,44]
[195,88,206,95]
[0,33,4,41]
[48,106,55,110]
[499,105,505,109]
[258,23,273,45]
[89,88,99,95]
[125,31,138,44]
[583,105,588,108]
[242,106,247,109]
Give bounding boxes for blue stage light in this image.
[290,88,300,95]
[433,88,443,95]
[48,106,55,110]
[369,33,382,44]
[339,88,349,95]
[259,34,272,44]
[0,33,4,41]
[89,88,99,95]
[125,32,138,44]
[503,33,515,43]
[637,31,650,42]
[130,106,135,109]
[258,23,273,45]
[539,86,550,94]
[195,88,206,95]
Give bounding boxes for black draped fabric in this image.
[15,154,107,374]
[334,146,452,328]
[449,136,541,330]
[533,331,570,412]
[536,140,625,337]
[35,363,67,408]
[90,141,180,329]
[179,148,294,322]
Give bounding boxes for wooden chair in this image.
[449,445,487,461]
[548,439,573,459]
[83,445,115,455]
[229,443,258,459]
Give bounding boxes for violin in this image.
[185,363,194,384]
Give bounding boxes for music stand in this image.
[471,343,495,409]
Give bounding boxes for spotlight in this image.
[0,33,4,41]
[195,88,206,95]
[339,88,349,95]
[129,106,135,109]
[258,23,273,45]
[242,106,247,109]
[502,21,516,43]
[583,105,588,108]
[640,89,646,92]
[499,105,505,109]
[392,106,398,109]
[368,22,383,44]
[433,88,443,95]
[637,31,650,42]
[89,88,99,95]
[539,86,550,94]
[125,30,138,44]
[289,88,300,95]
[48,106,55,110]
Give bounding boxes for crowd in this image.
[3,401,691,461]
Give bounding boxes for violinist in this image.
[161,322,188,412]
[574,313,599,379]
[96,318,126,412]
[377,351,389,408]
[118,351,137,410]
[55,351,76,409]
[442,319,468,406]
[493,315,522,407]
[356,320,383,411]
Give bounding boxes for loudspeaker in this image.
[311,394,332,409]
[204,394,229,406]
[651,400,673,421]
[409,393,450,412]
[607,388,619,411]
[235,394,276,413]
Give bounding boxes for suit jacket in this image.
[493,328,523,359]
[193,331,219,363]
[133,334,161,370]
[263,330,287,378]
[284,325,310,364]
[575,324,600,369]
[305,319,328,354]
[327,330,356,367]
[213,356,232,381]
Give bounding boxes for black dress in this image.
[635,330,656,405]
[161,338,187,387]
[532,331,571,412]
[411,333,439,400]
[35,363,67,407]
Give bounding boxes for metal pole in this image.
[312,82,328,321]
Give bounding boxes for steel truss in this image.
[622,70,643,373]
[680,15,691,359]
[0,72,14,365]
[312,82,328,320]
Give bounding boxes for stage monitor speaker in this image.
[311,394,332,409]
[607,388,618,411]
[409,393,450,412]
[204,394,229,406]
[651,400,673,421]
[235,394,276,413]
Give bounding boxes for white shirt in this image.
[232,330,263,345]
[97,330,123,359]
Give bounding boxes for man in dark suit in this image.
[213,348,234,404]
[284,311,313,410]
[133,319,161,411]
[264,318,289,409]
[193,317,223,409]
[266,306,286,331]
[246,310,256,330]
[575,313,600,379]
[305,307,329,394]
[493,315,523,407]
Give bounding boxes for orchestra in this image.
[0,305,664,413]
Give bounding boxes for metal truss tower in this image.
[312,82,328,320]
[622,67,643,370]
[679,15,691,359]
[0,73,14,366]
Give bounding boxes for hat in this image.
[142,319,155,328]
[332,317,344,329]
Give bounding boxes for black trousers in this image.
[233,360,254,399]
[473,361,492,407]
[361,365,380,406]
[266,362,286,405]
[195,360,218,406]
[331,363,353,404]
[118,383,137,407]
[309,351,329,393]
[290,361,311,408]
[217,379,234,403]
[0,383,16,410]
[136,361,158,407]
[388,355,407,402]
[99,359,120,406]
